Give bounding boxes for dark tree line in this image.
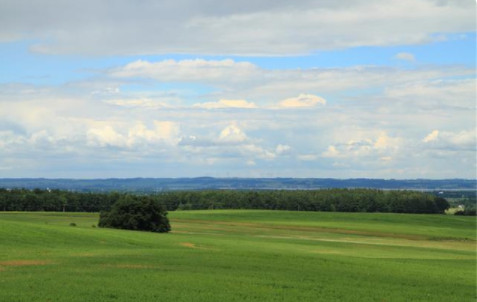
[0,188,450,214]
[161,189,449,214]
[0,188,120,212]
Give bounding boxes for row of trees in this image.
[0,188,119,212]
[161,189,450,213]
[0,188,450,214]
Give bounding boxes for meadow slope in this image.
[0,210,475,301]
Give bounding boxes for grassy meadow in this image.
[0,210,475,301]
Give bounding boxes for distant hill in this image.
[0,178,475,192]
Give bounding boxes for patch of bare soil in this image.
[115,264,154,269]
[180,242,198,248]
[174,219,427,240]
[100,264,157,269]
[0,260,52,267]
[179,242,217,251]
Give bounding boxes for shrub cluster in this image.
[98,195,170,232]
[454,207,477,216]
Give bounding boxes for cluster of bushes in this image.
[99,195,170,232]
[0,188,450,214]
[454,207,477,216]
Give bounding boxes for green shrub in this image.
[98,195,170,232]
[455,207,477,216]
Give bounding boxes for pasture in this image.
[0,210,475,301]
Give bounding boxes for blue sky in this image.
[0,0,475,178]
[1,33,475,85]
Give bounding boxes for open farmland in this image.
[0,210,475,301]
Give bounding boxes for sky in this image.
[0,0,475,179]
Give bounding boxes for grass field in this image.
[0,210,475,301]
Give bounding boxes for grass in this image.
[0,210,475,301]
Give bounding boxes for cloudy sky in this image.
[0,0,475,179]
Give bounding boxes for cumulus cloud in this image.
[1,0,474,55]
[87,125,125,148]
[0,130,27,152]
[395,52,416,62]
[129,121,180,145]
[275,144,291,155]
[0,51,474,178]
[86,121,180,149]
[218,124,248,144]
[193,99,257,109]
[386,78,475,104]
[322,146,340,158]
[297,154,318,161]
[423,129,476,151]
[105,98,170,109]
[423,130,439,143]
[108,59,474,105]
[110,59,258,83]
[277,94,326,108]
[180,124,251,147]
[322,132,401,159]
[177,123,280,164]
[382,78,476,120]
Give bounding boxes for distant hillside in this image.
[0,178,475,192]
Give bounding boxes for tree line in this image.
[0,188,451,214]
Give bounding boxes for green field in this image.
[1,210,476,301]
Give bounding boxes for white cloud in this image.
[105,98,170,109]
[395,52,415,62]
[423,130,439,143]
[193,99,257,109]
[373,133,394,149]
[87,125,125,148]
[297,154,318,161]
[385,78,476,108]
[110,59,258,83]
[0,130,27,152]
[246,160,256,166]
[82,120,182,149]
[177,122,280,163]
[152,121,181,145]
[275,144,291,155]
[322,146,340,158]
[278,94,326,108]
[127,121,180,146]
[242,144,276,160]
[322,132,401,159]
[1,0,474,55]
[108,59,474,105]
[423,129,476,150]
[0,53,474,178]
[218,124,248,144]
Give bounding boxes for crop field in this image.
[0,210,475,301]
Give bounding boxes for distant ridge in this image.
[0,178,475,192]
